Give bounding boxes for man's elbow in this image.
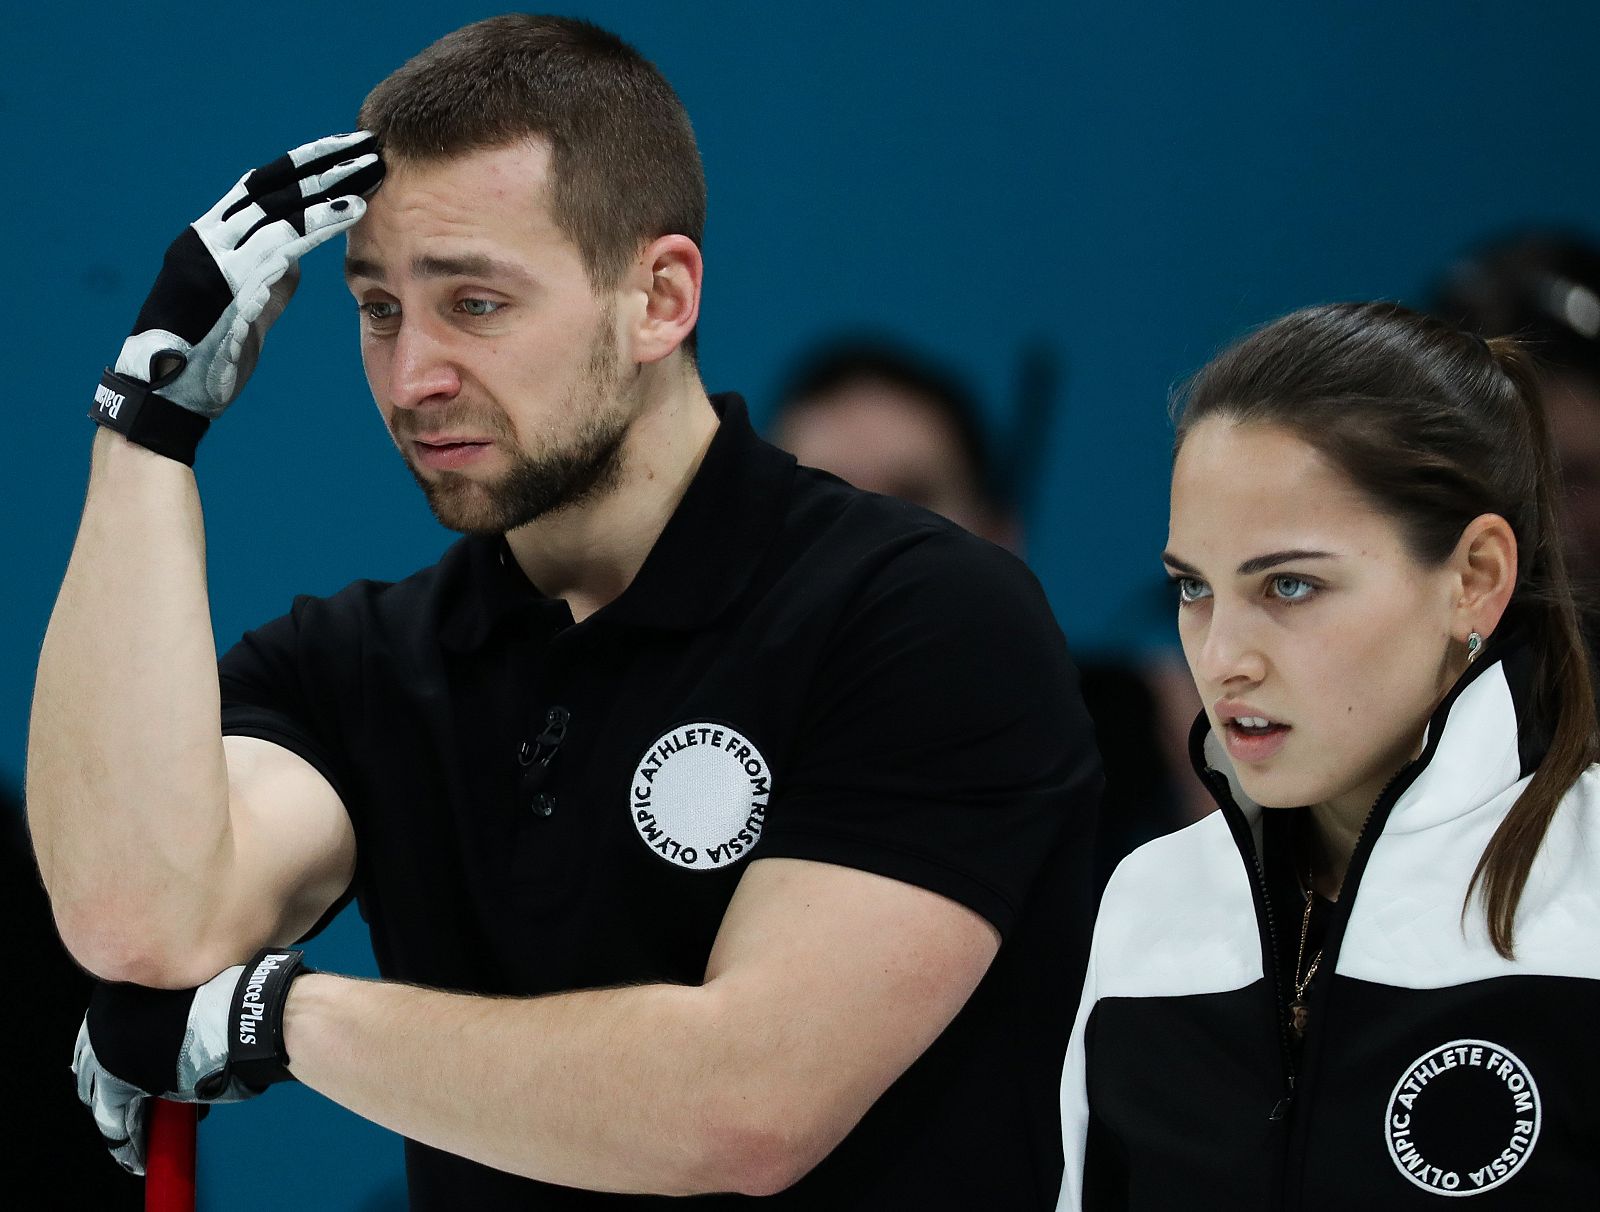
[695,1092,848,1197]
[54,900,229,989]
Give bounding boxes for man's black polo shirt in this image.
[218,394,1102,1208]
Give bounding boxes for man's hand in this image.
[117,130,383,415]
[72,949,310,1175]
[106,132,383,424]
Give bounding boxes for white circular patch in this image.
[1384,1038,1541,1197]
[630,723,770,870]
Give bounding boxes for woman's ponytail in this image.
[1467,337,1599,956]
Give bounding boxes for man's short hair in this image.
[776,339,999,506]
[359,15,706,306]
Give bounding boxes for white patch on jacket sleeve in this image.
[631,723,769,869]
[1094,811,1264,998]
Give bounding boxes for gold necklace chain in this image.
[1289,885,1323,1038]
[1293,890,1322,999]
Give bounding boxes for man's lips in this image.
[409,436,494,471]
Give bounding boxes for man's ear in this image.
[1450,512,1518,642]
[626,234,702,365]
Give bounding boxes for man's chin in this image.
[406,467,516,535]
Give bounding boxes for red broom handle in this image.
[145,1099,197,1212]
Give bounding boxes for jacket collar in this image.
[1190,625,1545,841]
[439,393,795,652]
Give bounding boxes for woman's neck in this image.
[1301,803,1365,900]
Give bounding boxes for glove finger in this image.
[74,1025,96,1105]
[229,147,382,228]
[112,1138,146,1178]
[288,130,378,173]
[85,1064,147,1162]
[210,195,272,250]
[305,152,384,203]
[225,147,383,249]
[112,1094,149,1176]
[299,193,371,244]
[237,132,378,210]
[232,181,371,262]
[241,131,375,198]
[194,168,258,229]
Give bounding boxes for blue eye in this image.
[1172,576,1212,604]
[359,300,399,321]
[1271,575,1315,602]
[457,298,502,316]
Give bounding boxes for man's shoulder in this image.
[778,465,1040,604]
[258,535,479,640]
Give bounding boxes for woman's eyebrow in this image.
[1236,549,1336,575]
[1161,550,1337,576]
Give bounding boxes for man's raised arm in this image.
[27,135,383,986]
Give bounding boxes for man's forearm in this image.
[28,429,234,978]
[283,973,820,1197]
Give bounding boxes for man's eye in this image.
[1271,575,1315,602]
[1171,576,1211,604]
[457,298,502,317]
[360,301,399,321]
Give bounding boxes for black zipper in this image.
[1277,756,1424,1210]
[1203,769,1299,1117]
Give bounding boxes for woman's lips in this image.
[1222,720,1292,763]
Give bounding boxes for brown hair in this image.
[1174,301,1598,956]
[359,14,706,351]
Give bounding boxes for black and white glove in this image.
[90,132,384,464]
[72,948,311,1175]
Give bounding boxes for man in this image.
[31,16,1099,1207]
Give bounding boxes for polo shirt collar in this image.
[440,393,795,650]
[598,393,795,630]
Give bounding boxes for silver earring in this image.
[1466,631,1483,663]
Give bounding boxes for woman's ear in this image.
[1450,512,1518,642]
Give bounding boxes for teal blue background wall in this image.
[6,2,1597,1204]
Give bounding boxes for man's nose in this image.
[387,319,462,410]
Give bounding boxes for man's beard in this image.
[399,315,630,535]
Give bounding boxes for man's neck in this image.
[503,371,720,623]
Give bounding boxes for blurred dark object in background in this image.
[1432,233,1600,622]
[2,790,141,1207]
[771,337,1201,893]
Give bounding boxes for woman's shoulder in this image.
[1088,811,1266,1000]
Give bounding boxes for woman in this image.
[1058,302,1600,1210]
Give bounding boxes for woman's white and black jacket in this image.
[1056,638,1600,1210]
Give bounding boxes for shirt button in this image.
[531,793,556,817]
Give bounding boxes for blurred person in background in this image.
[771,339,1196,885]
[772,341,1016,548]
[1432,231,1600,655]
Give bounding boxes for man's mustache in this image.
[389,406,513,441]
